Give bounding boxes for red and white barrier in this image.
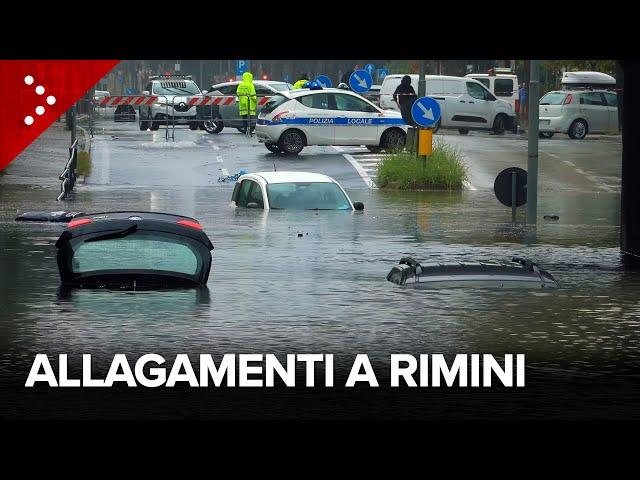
[187,96,272,106]
[99,95,158,106]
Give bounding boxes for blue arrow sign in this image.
[349,69,372,93]
[315,75,332,89]
[377,68,389,81]
[236,60,247,76]
[411,96,442,127]
[364,63,375,76]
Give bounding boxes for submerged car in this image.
[231,172,364,211]
[55,211,214,289]
[387,257,558,289]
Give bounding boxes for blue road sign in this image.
[377,68,389,81]
[364,63,375,76]
[411,96,442,128]
[284,73,290,83]
[236,60,247,76]
[315,75,332,88]
[349,69,372,93]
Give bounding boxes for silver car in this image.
[201,80,292,134]
[538,89,619,139]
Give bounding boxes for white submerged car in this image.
[255,87,408,155]
[231,171,364,211]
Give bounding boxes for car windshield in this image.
[267,182,352,210]
[153,81,201,96]
[540,92,567,105]
[71,232,202,275]
[270,83,292,91]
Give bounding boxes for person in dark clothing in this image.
[393,75,418,126]
[340,64,361,88]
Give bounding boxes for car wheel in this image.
[149,114,160,131]
[492,114,507,135]
[139,110,149,131]
[381,128,406,151]
[265,143,282,153]
[458,128,469,135]
[568,119,588,139]
[366,145,382,153]
[204,119,224,134]
[189,121,199,131]
[539,132,554,139]
[279,129,305,155]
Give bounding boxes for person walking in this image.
[393,75,418,126]
[293,73,310,89]
[237,71,257,135]
[519,82,527,116]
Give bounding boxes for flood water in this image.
[1,180,639,420]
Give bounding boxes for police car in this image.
[255,87,408,155]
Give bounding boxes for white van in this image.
[465,73,519,113]
[379,74,516,134]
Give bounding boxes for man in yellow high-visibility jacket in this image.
[293,73,310,90]
[236,71,257,135]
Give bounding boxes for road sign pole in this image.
[417,60,426,161]
[526,59,540,225]
[511,171,517,223]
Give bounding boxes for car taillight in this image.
[563,94,573,105]
[68,218,93,228]
[272,111,289,123]
[177,220,203,230]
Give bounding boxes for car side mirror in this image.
[142,90,149,96]
[202,90,208,94]
[353,202,364,211]
[247,202,259,209]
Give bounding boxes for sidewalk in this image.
[0,121,76,186]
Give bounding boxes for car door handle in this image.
[468,101,475,104]
[459,100,466,103]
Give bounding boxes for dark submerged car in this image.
[387,257,559,289]
[55,211,214,289]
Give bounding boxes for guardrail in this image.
[57,139,78,201]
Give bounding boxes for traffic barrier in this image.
[188,95,271,106]
[99,95,158,106]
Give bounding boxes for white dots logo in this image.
[24,75,57,127]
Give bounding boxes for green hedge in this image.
[376,138,468,190]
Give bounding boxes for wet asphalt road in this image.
[1,115,637,421]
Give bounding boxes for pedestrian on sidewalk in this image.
[519,83,528,116]
[237,71,257,135]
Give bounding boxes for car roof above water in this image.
[249,171,336,184]
[77,211,199,223]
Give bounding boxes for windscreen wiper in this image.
[85,224,138,242]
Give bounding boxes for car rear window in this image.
[71,233,201,275]
[540,92,567,105]
[494,78,514,97]
[261,94,290,114]
[270,83,291,91]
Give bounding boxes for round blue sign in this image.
[411,96,442,127]
[349,70,372,93]
[364,63,375,75]
[377,68,389,81]
[315,75,332,88]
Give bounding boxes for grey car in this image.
[201,80,292,134]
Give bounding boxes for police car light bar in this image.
[150,75,193,80]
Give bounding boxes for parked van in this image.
[465,73,519,113]
[379,74,516,134]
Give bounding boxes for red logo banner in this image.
[0,60,120,170]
